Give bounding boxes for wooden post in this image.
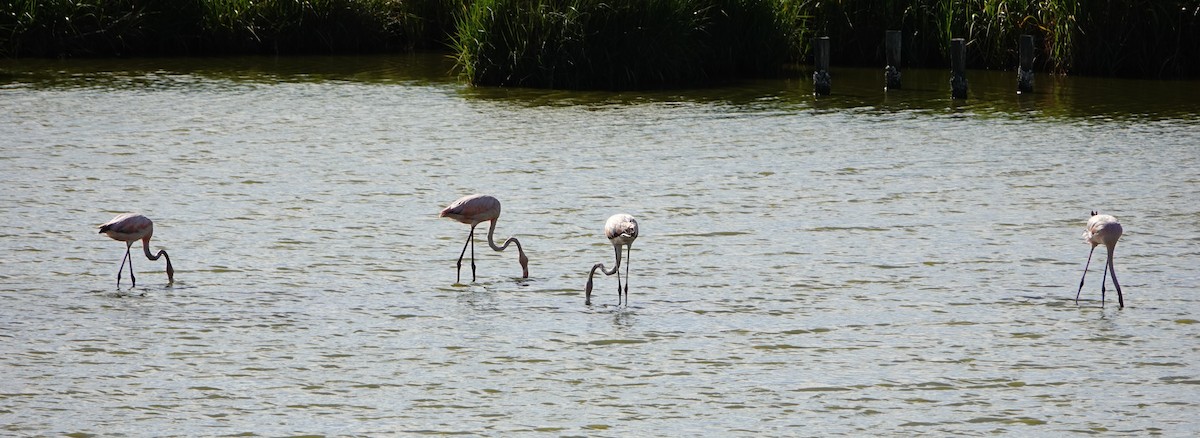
[1017,34,1034,94]
[813,37,831,96]
[949,38,967,99]
[885,30,902,90]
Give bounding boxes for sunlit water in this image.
[2,54,1199,436]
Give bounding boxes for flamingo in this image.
[1076,211,1124,308]
[98,213,174,288]
[439,194,529,283]
[585,214,639,306]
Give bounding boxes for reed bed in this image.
[791,0,1199,77]
[0,0,463,57]
[452,0,786,89]
[2,0,1196,85]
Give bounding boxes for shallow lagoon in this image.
[2,54,1199,435]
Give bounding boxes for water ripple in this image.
[1,57,1199,436]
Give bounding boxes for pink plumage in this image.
[99,213,155,243]
[439,194,528,283]
[1076,211,1124,308]
[586,213,639,306]
[99,213,174,287]
[439,194,501,225]
[1083,213,1123,248]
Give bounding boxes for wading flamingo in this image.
[1076,211,1124,308]
[585,213,638,306]
[98,213,174,288]
[439,194,529,283]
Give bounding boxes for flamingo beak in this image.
[519,252,529,278]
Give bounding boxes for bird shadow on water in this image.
[609,307,639,329]
[101,290,148,299]
[448,275,534,289]
[586,303,641,326]
[580,302,639,330]
[455,290,499,312]
[101,282,177,299]
[450,280,535,312]
[1074,302,1130,321]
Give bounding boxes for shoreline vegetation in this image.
[2,0,1197,89]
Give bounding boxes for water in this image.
[2,54,1199,436]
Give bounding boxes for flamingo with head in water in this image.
[1076,211,1124,308]
[585,213,638,306]
[99,213,174,288]
[439,194,529,283]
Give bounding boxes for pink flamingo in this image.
[1076,211,1124,308]
[439,194,529,283]
[98,213,174,288]
[585,214,639,306]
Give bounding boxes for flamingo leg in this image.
[470,227,477,282]
[1075,246,1096,304]
[455,225,477,284]
[129,248,136,288]
[623,244,632,305]
[616,268,622,306]
[116,244,132,288]
[1108,250,1124,308]
[612,244,623,306]
[1100,253,1109,307]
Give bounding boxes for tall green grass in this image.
[2,0,1196,83]
[1,0,151,56]
[0,0,464,57]
[453,0,787,89]
[1071,0,1199,77]
[453,0,1197,88]
[786,0,1198,77]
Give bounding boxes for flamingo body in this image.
[1083,213,1123,248]
[605,214,639,247]
[1076,211,1124,308]
[440,194,501,225]
[439,194,529,283]
[586,214,639,306]
[99,213,174,287]
[100,213,155,242]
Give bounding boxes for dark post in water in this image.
[813,37,831,96]
[1017,34,1034,94]
[885,30,902,90]
[950,38,967,99]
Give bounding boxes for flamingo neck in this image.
[141,239,159,260]
[588,263,617,281]
[142,238,175,283]
[484,221,509,250]
[486,221,525,255]
[485,220,529,278]
[588,243,623,279]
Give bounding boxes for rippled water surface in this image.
[2,55,1199,436]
